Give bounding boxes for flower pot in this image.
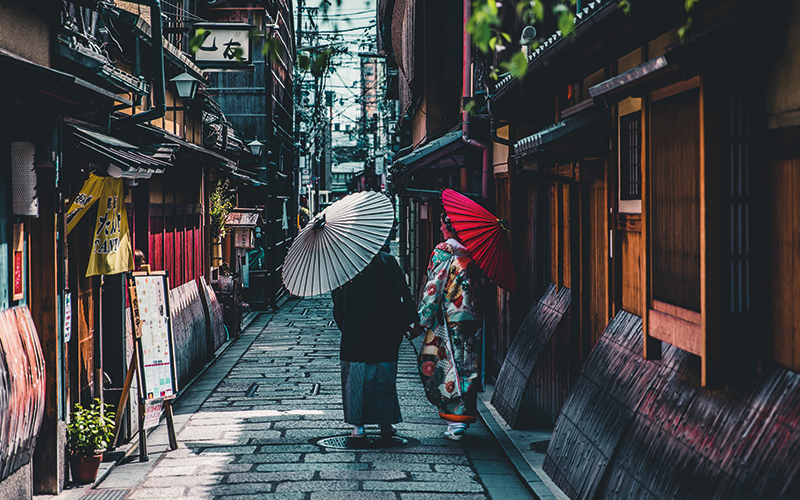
[70,451,103,484]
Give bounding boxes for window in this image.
[650,88,701,313]
[620,113,642,202]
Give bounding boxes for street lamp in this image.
[170,72,201,100]
[247,137,265,157]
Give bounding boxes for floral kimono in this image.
[417,238,483,423]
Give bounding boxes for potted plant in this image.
[67,398,115,484]
[209,179,234,265]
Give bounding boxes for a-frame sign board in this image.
[112,269,178,461]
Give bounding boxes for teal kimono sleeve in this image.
[417,249,451,330]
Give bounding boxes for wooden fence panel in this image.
[0,306,45,482]
[168,280,209,389]
[544,309,800,500]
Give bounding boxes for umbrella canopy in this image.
[282,191,394,297]
[441,189,516,292]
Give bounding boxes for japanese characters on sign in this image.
[192,23,254,68]
[66,173,135,277]
[132,274,176,401]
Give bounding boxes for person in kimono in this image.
[414,211,484,441]
[332,245,419,439]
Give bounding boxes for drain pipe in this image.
[462,0,490,199]
[112,0,166,130]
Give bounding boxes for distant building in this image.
[330,162,365,198]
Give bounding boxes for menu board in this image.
[130,273,177,400]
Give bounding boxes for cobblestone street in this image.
[82,296,534,499]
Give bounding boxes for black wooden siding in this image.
[544,310,800,500]
[491,283,572,428]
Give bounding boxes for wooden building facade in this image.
[385,0,800,496]
[199,0,297,311]
[0,0,290,496]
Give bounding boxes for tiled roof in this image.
[492,0,612,94]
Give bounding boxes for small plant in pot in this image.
[67,398,115,484]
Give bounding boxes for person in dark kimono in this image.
[332,247,419,438]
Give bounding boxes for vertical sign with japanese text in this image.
[12,224,23,301]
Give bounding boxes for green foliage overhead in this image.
[210,179,234,242]
[67,399,116,454]
[468,0,690,83]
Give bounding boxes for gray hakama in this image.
[341,361,402,425]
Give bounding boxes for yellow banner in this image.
[66,173,104,235]
[66,174,134,276]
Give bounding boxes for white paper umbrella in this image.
[282,191,394,297]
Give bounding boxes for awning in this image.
[390,129,464,173]
[119,122,239,171]
[589,10,751,107]
[588,55,683,107]
[514,106,607,158]
[0,48,132,110]
[66,124,172,179]
[226,209,263,228]
[231,171,268,187]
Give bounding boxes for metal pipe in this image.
[462,0,490,199]
[112,0,166,131]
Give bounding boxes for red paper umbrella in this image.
[442,189,516,292]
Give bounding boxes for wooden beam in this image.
[642,90,661,359]
[30,166,61,494]
[700,74,724,387]
[648,309,702,356]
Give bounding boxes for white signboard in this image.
[132,274,177,400]
[375,155,386,176]
[143,400,163,429]
[193,23,253,67]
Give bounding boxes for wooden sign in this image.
[128,280,142,339]
[234,227,253,248]
[192,23,254,68]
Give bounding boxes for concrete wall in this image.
[0,0,49,67]
[0,463,32,500]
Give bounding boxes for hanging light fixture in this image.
[170,72,201,100]
[247,136,265,157]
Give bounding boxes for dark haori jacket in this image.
[332,251,419,363]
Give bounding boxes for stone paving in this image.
[92,296,535,499]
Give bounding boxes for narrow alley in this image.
[73,296,537,500]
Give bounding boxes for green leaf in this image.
[554,4,575,37]
[501,32,511,43]
[188,29,210,55]
[464,99,477,116]
[297,53,311,71]
[505,50,529,78]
